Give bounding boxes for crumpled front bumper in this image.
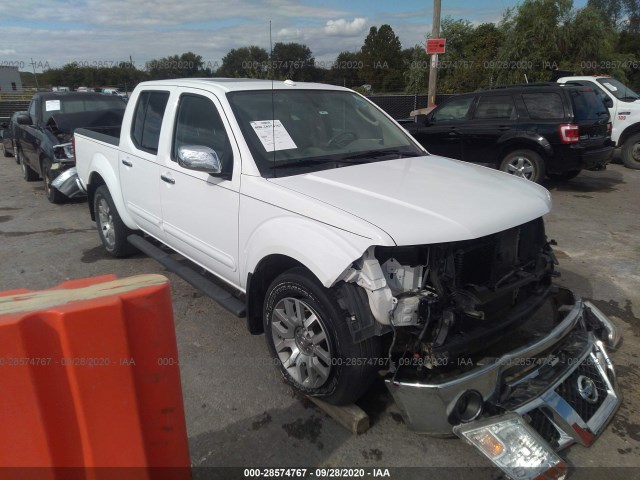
[51,167,86,198]
[385,288,621,451]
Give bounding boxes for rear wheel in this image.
[21,152,38,182]
[499,149,545,183]
[42,160,65,204]
[621,133,640,170]
[264,267,381,405]
[547,169,581,181]
[94,185,138,257]
[13,141,20,164]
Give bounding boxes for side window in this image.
[172,94,233,168]
[130,90,169,154]
[522,93,565,120]
[431,97,474,122]
[474,95,517,120]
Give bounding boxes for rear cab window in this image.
[131,91,170,154]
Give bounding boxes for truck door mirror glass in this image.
[603,97,613,108]
[17,113,33,126]
[177,145,222,174]
[415,114,430,125]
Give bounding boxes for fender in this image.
[242,215,384,289]
[617,121,640,147]
[497,131,554,160]
[87,153,137,230]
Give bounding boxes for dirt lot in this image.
[0,157,638,479]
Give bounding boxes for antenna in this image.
[270,20,276,175]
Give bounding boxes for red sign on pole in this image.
[426,38,446,55]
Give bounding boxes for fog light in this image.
[452,390,483,423]
[454,413,567,480]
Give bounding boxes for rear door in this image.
[21,99,41,171]
[412,96,474,159]
[118,88,170,239]
[460,94,518,165]
[159,89,241,286]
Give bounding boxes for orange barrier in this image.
[0,274,190,479]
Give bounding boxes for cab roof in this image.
[135,78,352,94]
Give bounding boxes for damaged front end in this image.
[337,217,621,479]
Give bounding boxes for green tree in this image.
[270,42,316,81]
[326,51,362,88]
[217,46,269,78]
[359,25,404,92]
[146,52,206,79]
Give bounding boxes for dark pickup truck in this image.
[15,92,126,203]
[403,84,614,183]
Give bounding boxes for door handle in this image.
[121,159,133,167]
[161,174,175,185]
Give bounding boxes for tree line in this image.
[20,0,640,95]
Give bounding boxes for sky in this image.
[0,0,589,72]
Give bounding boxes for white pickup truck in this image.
[558,75,640,169]
[75,78,621,478]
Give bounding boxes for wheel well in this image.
[245,254,308,335]
[618,123,640,147]
[87,172,106,221]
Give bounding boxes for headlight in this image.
[454,413,567,480]
[53,142,75,161]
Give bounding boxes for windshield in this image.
[596,77,640,102]
[41,96,126,124]
[226,89,424,177]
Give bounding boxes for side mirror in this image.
[17,113,33,126]
[415,114,430,125]
[603,97,614,109]
[177,145,222,174]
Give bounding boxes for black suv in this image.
[404,84,614,182]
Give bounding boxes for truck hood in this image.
[269,156,551,245]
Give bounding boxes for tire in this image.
[264,267,381,405]
[547,169,581,181]
[499,149,546,183]
[621,133,640,170]
[41,160,66,204]
[21,152,38,181]
[93,185,139,257]
[2,143,9,158]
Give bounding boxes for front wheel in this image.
[264,268,381,405]
[499,149,545,183]
[94,185,138,257]
[621,133,640,169]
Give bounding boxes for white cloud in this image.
[324,18,367,37]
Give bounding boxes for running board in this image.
[127,234,246,317]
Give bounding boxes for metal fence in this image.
[368,94,456,119]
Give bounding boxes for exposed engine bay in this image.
[339,217,557,369]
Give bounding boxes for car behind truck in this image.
[74,78,621,479]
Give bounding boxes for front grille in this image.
[555,356,608,419]
[529,408,560,449]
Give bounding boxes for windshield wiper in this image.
[269,158,339,169]
[340,149,422,162]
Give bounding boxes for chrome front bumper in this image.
[51,167,86,198]
[385,288,621,450]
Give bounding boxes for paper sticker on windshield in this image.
[249,120,297,152]
[602,82,618,92]
[45,100,61,111]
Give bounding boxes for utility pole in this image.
[427,0,441,108]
